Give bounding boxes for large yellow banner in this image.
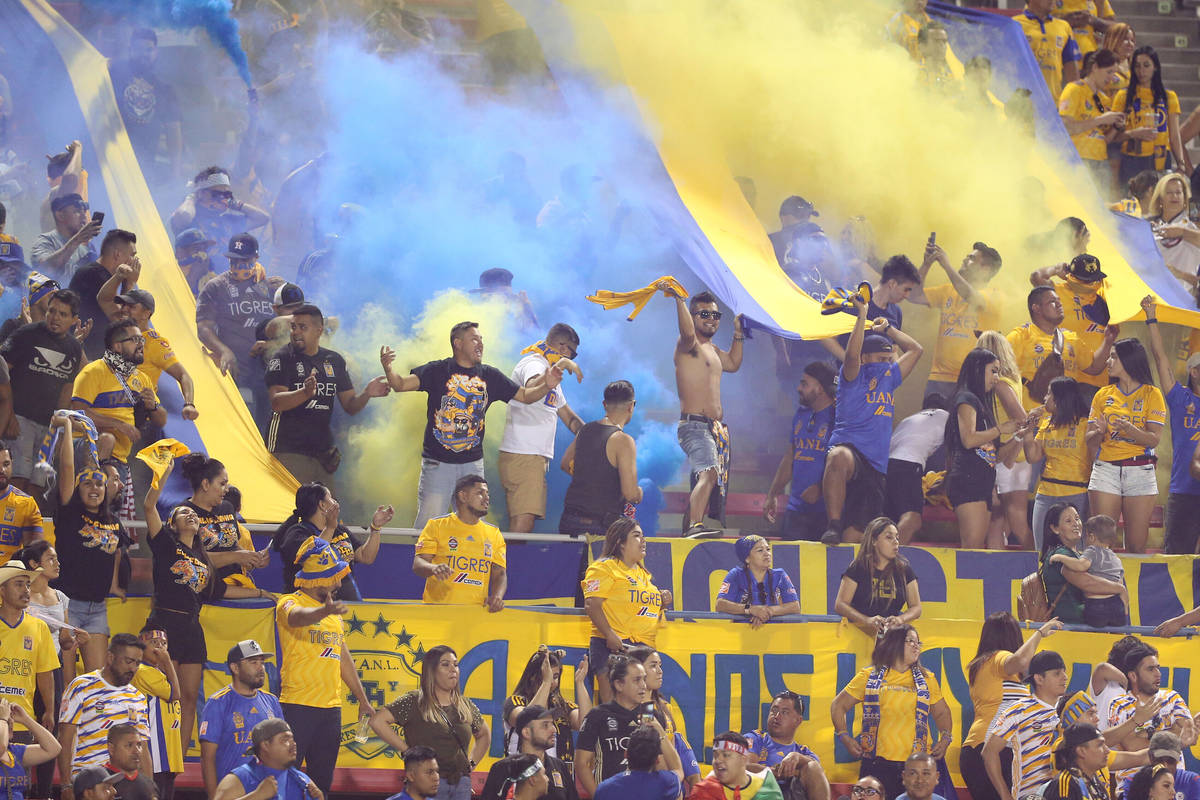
[108,599,1200,784]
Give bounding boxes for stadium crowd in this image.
[1,1,1200,800]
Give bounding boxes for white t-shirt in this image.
[1093,680,1130,730]
[1154,213,1200,281]
[888,408,949,465]
[499,352,567,458]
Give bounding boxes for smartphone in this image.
[639,702,656,726]
[927,231,936,246]
[91,211,105,225]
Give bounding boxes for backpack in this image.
[1017,571,1067,622]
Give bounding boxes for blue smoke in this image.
[89,0,252,86]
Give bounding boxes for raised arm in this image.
[671,292,697,355]
[338,375,391,416]
[1141,296,1175,392]
[843,298,868,382]
[54,413,74,506]
[97,264,135,321]
[1083,326,1118,375]
[888,322,925,380]
[1030,263,1066,287]
[379,346,420,392]
[513,365,563,405]
[718,315,746,373]
[143,460,175,539]
[1001,619,1063,676]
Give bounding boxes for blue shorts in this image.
[67,598,109,636]
[677,420,718,476]
[588,635,635,680]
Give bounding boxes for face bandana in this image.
[228,261,264,282]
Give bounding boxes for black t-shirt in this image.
[480,753,577,800]
[53,498,127,602]
[276,521,365,601]
[502,694,578,764]
[264,345,354,455]
[107,59,181,156]
[946,390,996,481]
[195,274,274,371]
[842,559,917,619]
[66,262,114,356]
[0,317,21,343]
[108,767,158,800]
[148,527,224,615]
[0,322,83,423]
[183,499,246,583]
[576,702,641,784]
[412,358,519,463]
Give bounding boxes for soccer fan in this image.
[0,446,42,566]
[69,766,122,800]
[1126,764,1179,800]
[594,723,684,800]
[1103,645,1192,779]
[819,294,924,545]
[559,380,642,536]
[170,169,270,269]
[412,475,506,611]
[499,323,584,533]
[1112,47,1191,183]
[173,228,217,296]
[1028,254,1115,404]
[626,647,700,793]
[884,398,948,542]
[763,362,836,542]
[370,646,489,800]
[1041,723,1147,800]
[380,320,563,527]
[129,626,181,800]
[173,453,267,591]
[833,518,921,639]
[1118,733,1200,800]
[503,649,589,765]
[1024,377,1092,550]
[0,560,57,741]
[714,536,800,627]
[200,640,284,799]
[581,519,670,703]
[1018,0,1081,99]
[481,755,549,800]
[909,239,1002,401]
[826,256,922,361]
[58,634,150,793]
[211,719,321,800]
[743,691,830,800]
[982,651,1069,800]
[0,698,60,799]
[1007,286,1114,407]
[886,0,931,61]
[108,28,181,185]
[275,538,374,800]
[0,272,60,342]
[67,230,139,358]
[29,194,100,282]
[483,705,577,800]
[265,304,390,491]
[897,754,944,800]
[576,656,654,797]
[692,732,784,800]
[102,724,156,800]
[830,626,950,800]
[1058,50,1124,192]
[1148,175,1200,289]
[386,747,440,800]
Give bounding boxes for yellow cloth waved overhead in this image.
[136,439,191,490]
[587,276,688,321]
[22,0,295,519]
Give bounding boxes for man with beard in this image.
[107,29,182,186]
[200,640,284,797]
[743,692,830,800]
[58,634,151,794]
[1103,645,1193,782]
[30,194,100,282]
[2,289,84,497]
[1031,253,1113,404]
[482,705,577,800]
[212,719,322,800]
[413,475,507,611]
[71,319,166,521]
[764,362,836,541]
[1007,286,1114,407]
[265,304,389,492]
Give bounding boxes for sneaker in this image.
[820,528,842,545]
[683,523,724,539]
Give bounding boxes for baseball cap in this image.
[226,233,259,260]
[1056,723,1104,754]
[861,334,893,355]
[1028,650,1066,675]
[174,228,215,250]
[227,639,273,664]
[72,766,123,795]
[50,193,86,214]
[1067,253,1106,283]
[114,288,155,313]
[1149,731,1184,762]
[513,704,555,736]
[273,283,304,306]
[0,241,26,264]
[249,717,291,754]
[780,195,818,218]
[471,267,514,292]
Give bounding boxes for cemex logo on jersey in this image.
[453,573,483,586]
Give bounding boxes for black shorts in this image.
[145,609,207,665]
[836,444,885,530]
[780,509,826,542]
[884,459,924,518]
[947,467,995,509]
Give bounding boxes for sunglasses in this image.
[852,788,881,797]
[695,310,722,320]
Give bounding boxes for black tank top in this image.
[563,421,623,519]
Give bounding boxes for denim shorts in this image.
[67,598,109,636]
[588,635,635,680]
[677,420,718,475]
[1088,460,1158,497]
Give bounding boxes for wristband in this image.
[182,402,196,408]
[1146,319,1158,325]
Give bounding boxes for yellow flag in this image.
[136,439,191,489]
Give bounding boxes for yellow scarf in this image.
[586,276,689,321]
[520,340,564,365]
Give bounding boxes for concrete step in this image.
[1137,32,1200,59]
[1120,12,1200,32]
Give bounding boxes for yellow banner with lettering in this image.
[107,598,1200,783]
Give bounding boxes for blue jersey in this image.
[717,567,799,607]
[829,361,903,474]
[742,731,819,768]
[0,743,29,800]
[787,404,835,513]
[674,732,700,778]
[231,761,312,800]
[1167,383,1200,495]
[199,686,284,782]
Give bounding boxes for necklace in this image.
[602,416,623,431]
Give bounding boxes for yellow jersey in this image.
[1035,418,1092,495]
[1090,383,1166,462]
[71,360,159,462]
[415,513,507,606]
[1006,324,1095,405]
[581,557,663,646]
[1113,87,1181,166]
[843,666,944,762]
[1016,11,1080,100]
[131,663,183,773]
[1053,280,1108,388]
[0,611,59,729]
[964,650,1023,747]
[139,329,180,388]
[276,591,345,708]
[924,284,1001,383]
[1053,0,1114,53]
[1059,81,1113,161]
[0,486,44,565]
[886,9,929,62]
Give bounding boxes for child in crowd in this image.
[1049,515,1128,627]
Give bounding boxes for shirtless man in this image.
[668,287,744,537]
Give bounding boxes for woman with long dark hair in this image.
[830,624,952,800]
[175,453,266,588]
[1025,377,1093,550]
[945,349,1019,548]
[503,648,591,766]
[1127,764,1176,800]
[834,517,921,638]
[1039,503,1127,624]
[960,612,1062,800]
[581,518,671,703]
[627,646,702,794]
[1085,338,1165,552]
[370,645,490,800]
[1113,46,1191,184]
